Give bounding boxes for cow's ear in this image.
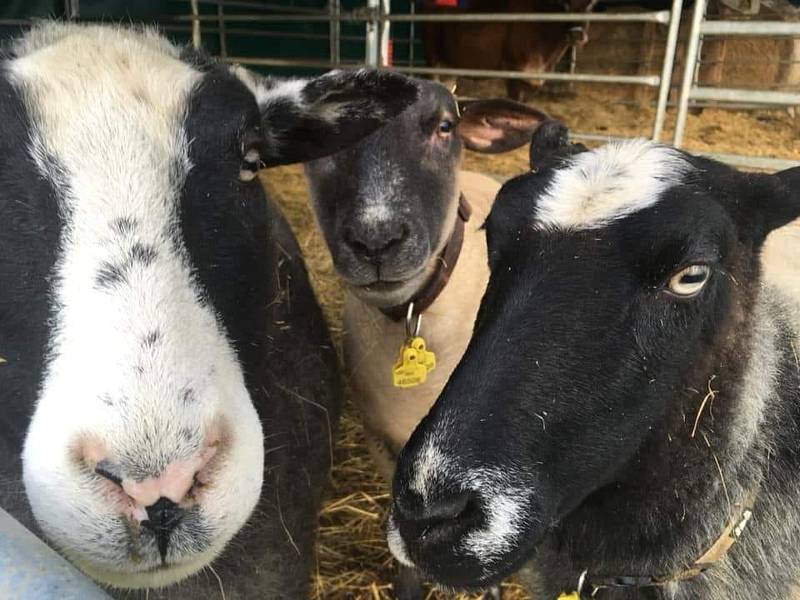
[235,68,418,167]
[528,119,587,170]
[456,98,548,154]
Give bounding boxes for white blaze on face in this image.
[357,157,407,226]
[386,514,415,568]
[12,24,263,588]
[409,438,451,502]
[533,139,689,231]
[460,470,528,566]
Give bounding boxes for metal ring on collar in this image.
[405,302,422,339]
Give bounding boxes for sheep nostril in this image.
[379,224,409,254]
[344,223,410,262]
[344,230,371,257]
[394,489,478,545]
[425,490,473,523]
[392,224,410,247]
[94,460,123,487]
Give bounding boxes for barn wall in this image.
[1,3,791,96]
[570,9,794,101]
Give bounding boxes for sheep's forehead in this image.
[533,139,690,231]
[9,24,201,171]
[7,26,245,449]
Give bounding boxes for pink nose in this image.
[121,446,217,508]
[77,432,224,561]
[80,434,219,524]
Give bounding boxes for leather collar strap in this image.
[380,193,472,322]
[576,489,758,597]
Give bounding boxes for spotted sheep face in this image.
[0,23,416,589]
[388,124,800,590]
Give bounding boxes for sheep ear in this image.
[727,166,800,242]
[775,166,800,193]
[765,166,800,233]
[528,119,587,171]
[235,68,418,167]
[456,98,548,154]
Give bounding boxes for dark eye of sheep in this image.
[667,264,712,297]
[438,120,454,135]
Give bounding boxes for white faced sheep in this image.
[0,22,417,598]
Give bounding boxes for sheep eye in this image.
[667,264,711,297]
[438,120,454,135]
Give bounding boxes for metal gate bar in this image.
[172,11,673,23]
[673,0,799,170]
[652,0,683,140]
[171,3,683,144]
[692,86,800,104]
[377,65,660,86]
[0,508,111,600]
[701,20,800,36]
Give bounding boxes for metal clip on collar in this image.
[405,302,422,340]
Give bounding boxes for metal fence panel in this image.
[0,508,112,600]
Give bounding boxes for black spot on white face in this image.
[94,242,158,290]
[129,242,158,266]
[95,260,127,289]
[180,427,194,443]
[141,329,162,349]
[110,216,138,236]
[181,387,197,405]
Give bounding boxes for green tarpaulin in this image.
[0,1,422,76]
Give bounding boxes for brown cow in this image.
[421,0,594,101]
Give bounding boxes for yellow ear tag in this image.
[392,303,436,388]
[410,336,436,372]
[392,344,429,388]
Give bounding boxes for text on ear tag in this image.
[392,336,436,388]
[392,344,429,388]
